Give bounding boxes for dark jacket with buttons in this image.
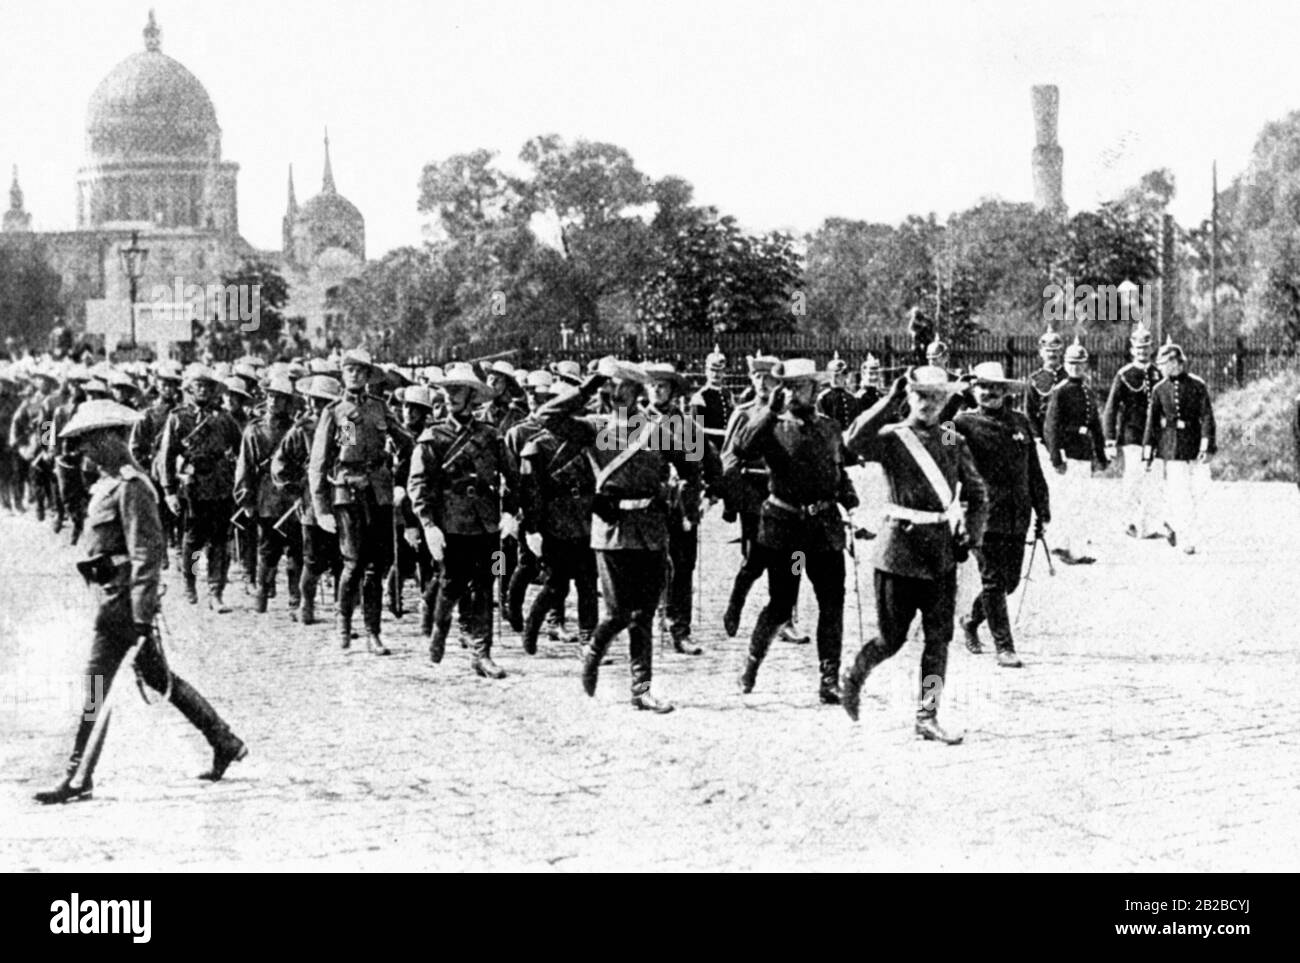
[1143,372,1215,462]
[407,413,504,536]
[1103,362,1161,447]
[1044,378,1108,469]
[519,427,594,542]
[953,406,1049,536]
[1023,365,1066,440]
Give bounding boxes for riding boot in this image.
[739,606,779,693]
[840,639,884,722]
[818,659,842,705]
[581,621,618,696]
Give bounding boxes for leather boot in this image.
[338,613,352,650]
[722,600,742,638]
[671,628,703,656]
[472,650,507,679]
[419,599,434,637]
[996,648,1023,668]
[632,691,674,713]
[366,633,391,656]
[915,714,964,745]
[184,578,198,605]
[208,590,230,614]
[199,732,248,780]
[961,615,984,654]
[546,612,577,643]
[522,601,546,655]
[739,609,778,694]
[840,642,880,722]
[298,590,317,626]
[254,589,268,614]
[581,626,615,696]
[818,660,842,705]
[33,774,93,805]
[778,620,811,644]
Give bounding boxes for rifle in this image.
[842,508,865,647]
[272,497,302,539]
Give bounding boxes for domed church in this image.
[1,11,366,351]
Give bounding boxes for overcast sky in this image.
[0,0,1293,255]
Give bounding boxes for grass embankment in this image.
[1212,369,1300,482]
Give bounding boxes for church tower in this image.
[3,166,32,232]
[282,164,298,264]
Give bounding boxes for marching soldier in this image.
[645,361,708,656]
[11,366,59,520]
[479,360,528,613]
[1144,339,1215,554]
[235,373,300,615]
[49,366,90,542]
[391,384,437,629]
[718,354,810,643]
[518,380,599,654]
[0,367,22,512]
[1103,322,1163,538]
[1043,338,1108,565]
[725,358,860,705]
[107,369,141,411]
[1024,325,1067,445]
[954,363,1050,667]
[535,357,702,712]
[816,352,860,430]
[129,360,183,551]
[272,374,343,626]
[408,362,510,677]
[158,364,244,611]
[309,348,410,655]
[33,400,246,804]
[841,366,988,744]
[222,375,255,430]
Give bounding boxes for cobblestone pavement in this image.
[3,478,1299,871]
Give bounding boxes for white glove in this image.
[423,525,446,562]
[499,512,519,539]
[525,531,543,557]
[403,526,421,550]
[317,513,337,534]
[165,494,181,515]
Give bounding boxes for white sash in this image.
[591,417,658,492]
[894,426,955,509]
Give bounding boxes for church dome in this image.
[299,191,363,229]
[85,12,219,162]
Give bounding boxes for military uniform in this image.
[0,375,21,511]
[159,398,243,604]
[51,395,91,541]
[272,406,340,625]
[129,387,180,547]
[841,374,988,738]
[1024,365,1066,442]
[816,383,860,431]
[518,422,598,653]
[1144,367,1215,552]
[537,372,701,709]
[7,387,47,514]
[688,382,734,447]
[1043,374,1108,560]
[408,406,506,673]
[954,396,1048,660]
[725,371,858,702]
[1103,359,1162,536]
[35,404,244,804]
[502,414,551,632]
[309,384,408,648]
[235,405,300,612]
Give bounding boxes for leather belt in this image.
[768,495,835,517]
[616,498,654,510]
[883,504,948,525]
[741,467,769,476]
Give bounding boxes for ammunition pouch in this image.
[76,553,128,586]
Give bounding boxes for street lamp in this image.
[118,230,149,349]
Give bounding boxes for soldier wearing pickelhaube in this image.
[1103,322,1163,538]
[535,357,702,713]
[1024,325,1067,442]
[855,355,885,411]
[816,352,860,431]
[1043,338,1108,564]
[272,374,344,626]
[1144,338,1215,554]
[34,400,246,805]
[309,348,411,654]
[726,358,860,706]
[689,343,734,447]
[407,362,511,678]
[158,364,244,610]
[235,373,301,615]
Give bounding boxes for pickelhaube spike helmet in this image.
[1064,336,1089,364]
[860,353,881,372]
[1130,321,1154,347]
[1039,324,1065,350]
[705,343,726,371]
[925,338,949,362]
[1156,334,1185,363]
[826,349,848,374]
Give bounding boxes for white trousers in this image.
[1121,445,1158,535]
[1054,458,1097,555]
[1162,459,1209,550]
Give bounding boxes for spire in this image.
[282,164,298,262]
[322,128,335,194]
[144,9,161,52]
[287,164,298,215]
[9,166,22,211]
[3,165,32,232]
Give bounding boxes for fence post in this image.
[1235,335,1245,389]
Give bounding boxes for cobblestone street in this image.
[3,479,1298,871]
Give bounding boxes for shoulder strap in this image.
[894,426,954,508]
[592,418,656,491]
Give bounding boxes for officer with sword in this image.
[34,400,246,804]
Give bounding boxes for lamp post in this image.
[118,230,149,350]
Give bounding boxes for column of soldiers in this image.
[10,324,1226,802]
